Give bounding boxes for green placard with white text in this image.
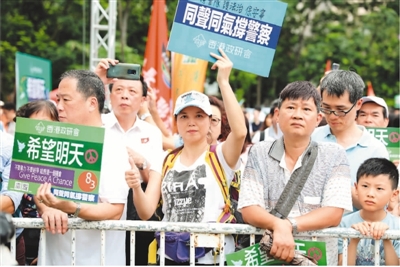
[226,240,327,266]
[367,127,400,162]
[8,118,105,204]
[15,52,52,109]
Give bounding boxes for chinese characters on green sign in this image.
[8,118,105,204]
[226,240,327,266]
[15,52,52,109]
[367,127,400,162]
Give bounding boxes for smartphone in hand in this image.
[107,63,141,80]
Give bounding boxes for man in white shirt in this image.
[94,59,163,265]
[35,70,130,265]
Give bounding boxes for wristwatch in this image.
[73,202,81,218]
[287,217,298,234]
[138,159,148,171]
[140,113,151,121]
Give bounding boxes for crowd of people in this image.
[1,50,399,266]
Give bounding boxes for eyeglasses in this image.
[320,102,357,117]
[211,116,221,126]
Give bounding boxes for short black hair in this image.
[108,75,148,97]
[254,106,261,112]
[3,102,15,111]
[269,99,280,116]
[278,81,321,112]
[320,70,364,104]
[357,158,399,190]
[60,70,105,112]
[14,100,58,122]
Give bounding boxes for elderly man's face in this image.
[356,102,389,128]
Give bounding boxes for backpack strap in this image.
[162,149,182,177]
[260,130,265,141]
[207,145,236,223]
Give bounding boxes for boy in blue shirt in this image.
[338,158,400,265]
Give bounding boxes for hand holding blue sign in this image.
[210,48,233,86]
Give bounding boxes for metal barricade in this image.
[10,218,400,266]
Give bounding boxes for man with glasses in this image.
[312,70,388,210]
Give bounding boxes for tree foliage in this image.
[1,0,398,107]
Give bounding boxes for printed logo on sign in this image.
[308,247,322,261]
[78,171,98,192]
[35,122,46,134]
[17,140,26,152]
[85,149,99,164]
[193,34,207,47]
[14,181,29,192]
[389,131,399,143]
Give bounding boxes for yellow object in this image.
[148,239,158,265]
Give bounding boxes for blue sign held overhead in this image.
[168,0,288,77]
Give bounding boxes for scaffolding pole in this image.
[89,0,117,71]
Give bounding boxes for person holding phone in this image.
[94,59,164,265]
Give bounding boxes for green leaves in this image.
[1,0,398,107]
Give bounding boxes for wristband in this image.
[287,217,298,234]
[73,202,81,218]
[138,159,148,171]
[140,113,151,121]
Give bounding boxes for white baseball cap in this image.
[361,96,389,118]
[174,91,212,116]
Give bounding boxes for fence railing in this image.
[10,218,400,266]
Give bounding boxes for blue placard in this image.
[168,0,288,77]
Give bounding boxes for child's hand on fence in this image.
[351,221,371,236]
[369,222,389,240]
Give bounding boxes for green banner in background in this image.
[15,52,52,109]
[226,240,327,266]
[8,118,105,204]
[367,127,400,162]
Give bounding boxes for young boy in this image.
[338,158,400,265]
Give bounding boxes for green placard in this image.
[226,240,327,266]
[367,127,400,162]
[15,52,52,109]
[8,118,105,204]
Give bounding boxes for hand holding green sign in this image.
[8,117,105,204]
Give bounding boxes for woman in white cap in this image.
[125,49,247,265]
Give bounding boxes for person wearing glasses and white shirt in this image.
[312,70,388,211]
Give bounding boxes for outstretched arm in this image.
[210,48,247,169]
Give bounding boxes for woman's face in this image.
[209,105,222,145]
[29,110,55,121]
[176,106,211,144]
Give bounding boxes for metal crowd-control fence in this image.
[10,218,400,266]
